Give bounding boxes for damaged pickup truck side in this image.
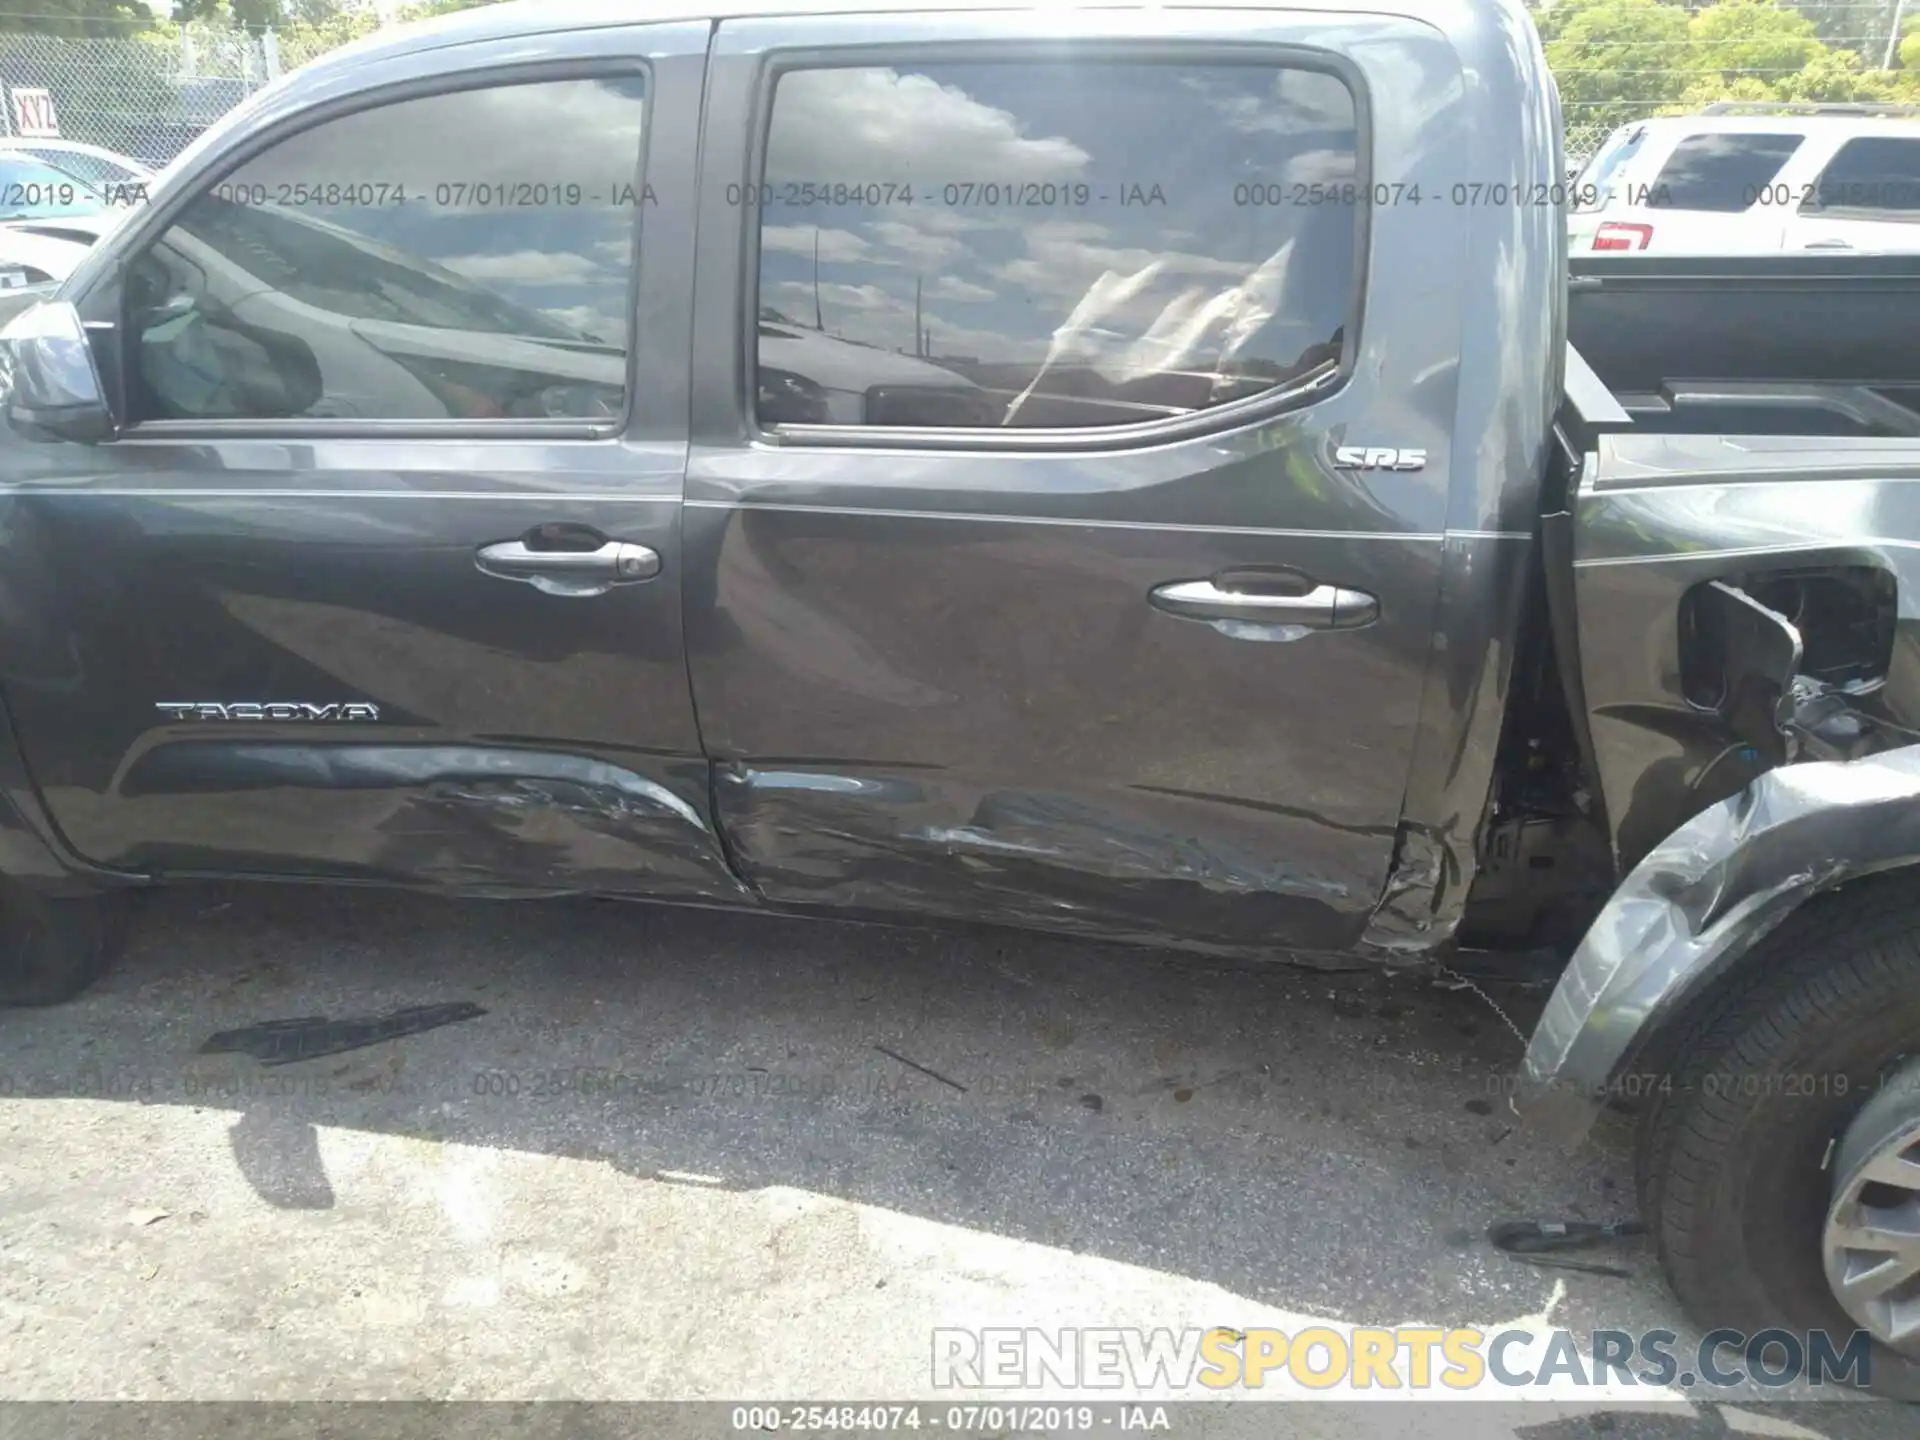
[3,0,1920,1393]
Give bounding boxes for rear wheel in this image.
[1635,874,1920,1399]
[0,881,124,1006]
[1824,1053,1920,1357]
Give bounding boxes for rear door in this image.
[684,7,1482,954]
[0,23,750,901]
[1787,134,1920,253]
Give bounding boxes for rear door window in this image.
[1801,136,1920,220]
[1646,132,1802,213]
[751,59,1360,432]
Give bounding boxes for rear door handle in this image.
[1149,579,1379,630]
[475,538,660,597]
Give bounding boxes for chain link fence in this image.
[0,28,255,166]
[0,24,348,167]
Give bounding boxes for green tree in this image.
[0,0,153,36]
[1539,0,1919,134]
[1783,0,1895,64]
[1539,0,1694,132]
[172,0,382,30]
[172,0,285,31]
[1681,0,1909,105]
[398,0,504,15]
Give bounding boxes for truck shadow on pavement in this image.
[2,882,1662,1347]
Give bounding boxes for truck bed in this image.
[1554,253,1920,873]
[1567,252,1920,440]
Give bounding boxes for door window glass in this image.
[125,74,648,424]
[1802,137,1920,220]
[1645,132,1801,213]
[753,60,1360,431]
[1572,124,1646,213]
[0,153,107,219]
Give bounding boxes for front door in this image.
[684,8,1480,953]
[0,24,749,902]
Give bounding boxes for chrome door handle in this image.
[1803,239,1853,249]
[1149,579,1379,630]
[475,538,660,597]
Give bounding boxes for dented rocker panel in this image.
[713,762,1390,956]
[118,742,753,899]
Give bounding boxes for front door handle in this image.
[1149,579,1379,630]
[1802,239,1853,249]
[475,538,660,597]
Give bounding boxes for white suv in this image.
[1569,105,1920,255]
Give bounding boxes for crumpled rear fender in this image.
[1517,744,1920,1144]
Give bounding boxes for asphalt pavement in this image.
[0,883,1909,1437]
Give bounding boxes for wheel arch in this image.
[1515,745,1920,1144]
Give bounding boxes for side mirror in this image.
[0,300,113,444]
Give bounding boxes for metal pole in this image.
[1888,0,1910,70]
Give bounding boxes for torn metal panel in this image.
[714,763,1385,958]
[1517,744,1920,1144]
[1355,823,1454,961]
[114,743,753,901]
[1367,528,1541,958]
[1571,438,1920,870]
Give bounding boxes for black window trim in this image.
[738,40,1372,454]
[86,56,654,443]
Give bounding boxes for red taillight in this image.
[1592,222,1654,252]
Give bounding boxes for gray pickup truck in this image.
[3,0,1920,1394]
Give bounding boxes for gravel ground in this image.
[0,883,1909,1437]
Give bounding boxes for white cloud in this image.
[994,222,1246,309]
[1184,69,1354,138]
[761,225,872,264]
[767,68,1090,186]
[769,280,901,315]
[439,249,603,285]
[915,209,1000,236]
[930,275,995,302]
[864,217,966,269]
[1284,148,1359,184]
[242,75,650,195]
[542,303,621,337]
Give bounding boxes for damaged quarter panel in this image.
[1519,745,1920,1143]
[1517,430,1920,1139]
[1572,433,1920,870]
[684,2,1551,956]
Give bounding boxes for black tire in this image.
[1635,873,1920,1401]
[0,881,124,1006]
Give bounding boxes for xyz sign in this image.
[8,88,59,140]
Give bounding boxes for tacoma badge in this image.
[155,702,382,722]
